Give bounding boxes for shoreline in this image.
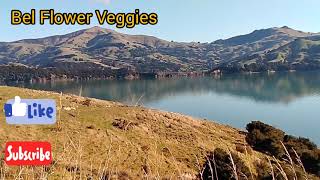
[1,64,320,84]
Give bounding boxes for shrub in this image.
[246,121,320,176]
[299,149,320,176]
[254,159,308,180]
[201,148,251,180]
[283,135,320,175]
[284,135,317,152]
[246,121,285,157]
[278,163,308,180]
[254,160,273,180]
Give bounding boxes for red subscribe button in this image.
[5,142,52,166]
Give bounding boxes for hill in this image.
[211,26,314,63]
[0,26,211,73]
[221,35,320,72]
[1,26,319,80]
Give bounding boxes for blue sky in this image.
[1,0,320,42]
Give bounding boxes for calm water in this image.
[8,71,320,145]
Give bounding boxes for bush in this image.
[283,135,320,175]
[246,121,285,157]
[245,121,320,176]
[254,160,273,180]
[201,148,251,180]
[284,135,317,152]
[299,149,320,176]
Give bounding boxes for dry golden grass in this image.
[0,86,314,179]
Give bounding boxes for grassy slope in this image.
[0,86,267,179]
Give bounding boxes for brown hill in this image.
[0,26,319,75]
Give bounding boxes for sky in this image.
[1,0,320,42]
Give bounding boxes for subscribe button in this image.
[3,96,55,166]
[5,141,52,166]
[4,96,56,125]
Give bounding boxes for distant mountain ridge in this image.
[0,26,319,80]
[220,33,320,72]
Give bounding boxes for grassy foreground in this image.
[0,86,314,179]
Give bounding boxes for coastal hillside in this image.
[0,27,210,73]
[0,26,319,81]
[0,86,318,179]
[222,35,320,72]
[211,26,314,62]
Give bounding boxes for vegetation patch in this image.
[112,118,138,130]
[201,148,252,180]
[246,121,320,177]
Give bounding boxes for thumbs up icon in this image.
[11,96,27,117]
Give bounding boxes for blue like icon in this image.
[4,96,56,125]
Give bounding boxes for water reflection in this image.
[7,71,320,144]
[10,71,320,105]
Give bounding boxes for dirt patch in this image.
[81,99,91,106]
[112,118,138,130]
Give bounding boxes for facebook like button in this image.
[4,96,56,125]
